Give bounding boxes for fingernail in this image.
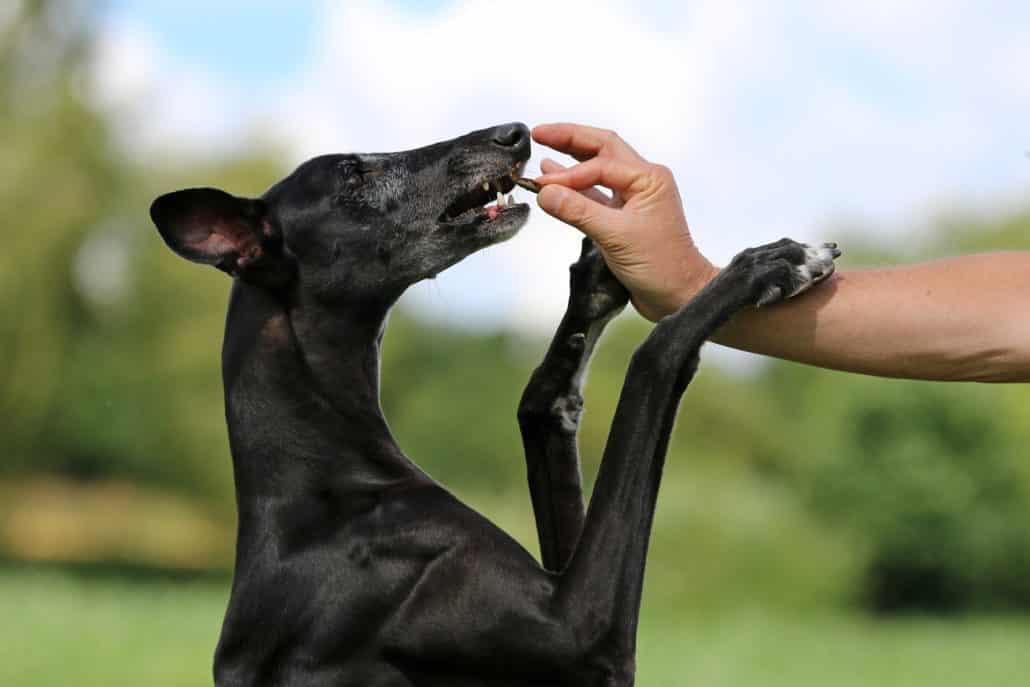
[539,157,562,173]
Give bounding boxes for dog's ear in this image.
[149,187,293,285]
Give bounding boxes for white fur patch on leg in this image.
[550,394,583,433]
[788,242,840,298]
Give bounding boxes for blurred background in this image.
[2,1,1029,685]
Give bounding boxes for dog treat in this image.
[514,177,541,194]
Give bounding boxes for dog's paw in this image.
[568,237,630,321]
[726,238,841,308]
[784,242,841,299]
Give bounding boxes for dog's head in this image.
[149,123,532,302]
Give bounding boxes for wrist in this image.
[641,258,720,322]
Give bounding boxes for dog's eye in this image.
[337,159,365,188]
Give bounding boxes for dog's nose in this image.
[491,123,530,154]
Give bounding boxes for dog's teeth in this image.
[482,182,490,192]
[507,194,514,206]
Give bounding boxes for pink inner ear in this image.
[184,212,262,267]
[202,231,240,255]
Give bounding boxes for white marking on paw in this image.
[788,243,839,298]
[550,394,582,432]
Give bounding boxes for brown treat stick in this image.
[514,177,541,194]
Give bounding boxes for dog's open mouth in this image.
[439,164,528,225]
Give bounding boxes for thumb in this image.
[537,184,620,244]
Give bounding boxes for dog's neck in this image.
[221,281,423,534]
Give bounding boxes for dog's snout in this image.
[491,123,530,155]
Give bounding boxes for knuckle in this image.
[567,196,593,225]
[650,163,674,182]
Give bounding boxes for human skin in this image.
[531,122,1030,383]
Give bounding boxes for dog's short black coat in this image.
[150,123,839,686]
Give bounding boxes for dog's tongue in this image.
[485,205,501,220]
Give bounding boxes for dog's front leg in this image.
[551,239,840,679]
[518,238,629,571]
[381,240,839,686]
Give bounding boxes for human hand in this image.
[531,123,718,321]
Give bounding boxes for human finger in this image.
[536,184,624,246]
[532,122,644,163]
[539,158,613,206]
[535,156,653,199]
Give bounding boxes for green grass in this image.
[636,609,1030,686]
[3,569,1029,686]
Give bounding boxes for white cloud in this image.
[91,0,1030,333]
[89,17,251,157]
[262,0,781,331]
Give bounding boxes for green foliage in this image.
[744,212,1030,612]
[0,1,288,502]
[4,0,1030,618]
[0,3,122,471]
[380,312,538,489]
[760,364,1030,610]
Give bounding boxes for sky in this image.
[91,0,1030,334]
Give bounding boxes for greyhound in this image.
[150,122,839,686]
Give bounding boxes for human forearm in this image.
[531,123,1030,382]
[697,253,1030,382]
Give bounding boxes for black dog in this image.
[150,123,838,686]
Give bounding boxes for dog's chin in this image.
[420,206,529,282]
[479,203,530,243]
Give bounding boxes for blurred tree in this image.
[3,0,1029,615]
[756,214,1030,611]
[0,1,285,503]
[0,0,122,472]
